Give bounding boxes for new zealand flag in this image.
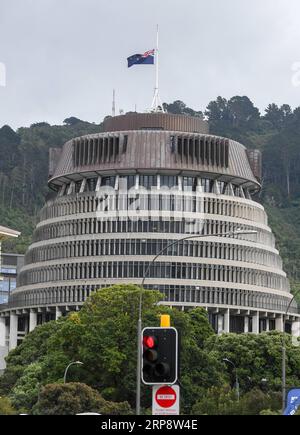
[127,49,155,68]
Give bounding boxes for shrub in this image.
[32,382,132,415]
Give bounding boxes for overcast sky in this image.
[1,0,300,129]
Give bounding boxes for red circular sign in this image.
[155,386,177,408]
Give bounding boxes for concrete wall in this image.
[0,345,8,373]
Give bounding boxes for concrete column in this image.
[252,312,260,334]
[9,313,18,351]
[292,321,300,338]
[265,318,270,332]
[0,317,6,347]
[55,307,62,320]
[29,311,37,332]
[276,315,284,333]
[217,314,224,335]
[224,309,230,333]
[244,316,249,334]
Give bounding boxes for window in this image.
[87,178,97,192]
[123,135,128,153]
[182,177,197,192]
[160,176,178,189]
[119,176,136,190]
[139,175,157,189]
[101,176,116,188]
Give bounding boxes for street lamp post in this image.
[136,229,257,415]
[223,358,240,401]
[282,289,300,413]
[63,361,84,384]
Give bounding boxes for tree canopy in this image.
[0,284,220,414]
[32,382,131,416]
[1,284,300,415]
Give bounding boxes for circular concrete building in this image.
[1,113,299,351]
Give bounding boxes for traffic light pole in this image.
[282,290,300,413]
[136,293,143,416]
[136,229,257,415]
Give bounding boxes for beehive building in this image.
[0,113,299,356]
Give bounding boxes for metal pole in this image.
[282,290,300,413]
[151,25,164,112]
[235,372,240,402]
[112,89,116,117]
[136,291,142,415]
[155,24,159,99]
[64,361,83,384]
[64,362,73,384]
[282,336,286,413]
[136,230,257,414]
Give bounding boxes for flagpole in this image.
[155,24,159,102]
[151,25,164,112]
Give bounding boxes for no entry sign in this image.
[152,385,180,415]
[156,386,177,408]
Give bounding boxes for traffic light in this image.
[141,327,178,385]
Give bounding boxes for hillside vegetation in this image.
[1,99,300,301]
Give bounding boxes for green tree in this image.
[205,332,300,392]
[227,96,260,127]
[63,117,86,126]
[264,103,292,131]
[0,321,62,395]
[0,117,102,252]
[205,96,230,122]
[192,387,281,415]
[238,388,276,415]
[163,100,203,118]
[43,285,219,411]
[0,396,16,415]
[10,363,43,412]
[192,385,239,415]
[1,284,218,414]
[32,382,131,415]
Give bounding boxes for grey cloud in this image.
[1,0,300,128]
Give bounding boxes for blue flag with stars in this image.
[127,49,155,68]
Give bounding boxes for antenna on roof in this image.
[112,89,116,117]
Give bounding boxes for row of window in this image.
[8,285,297,314]
[73,135,127,167]
[59,175,251,199]
[72,134,230,169]
[32,219,271,247]
[25,239,282,270]
[5,314,281,335]
[18,261,286,291]
[173,135,229,168]
[41,187,264,224]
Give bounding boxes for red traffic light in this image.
[143,335,157,349]
[142,327,178,386]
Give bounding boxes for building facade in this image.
[0,226,20,372]
[0,253,24,305]
[0,113,299,362]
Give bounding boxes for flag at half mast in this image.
[127,49,155,68]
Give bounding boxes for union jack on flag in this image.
[141,49,155,58]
